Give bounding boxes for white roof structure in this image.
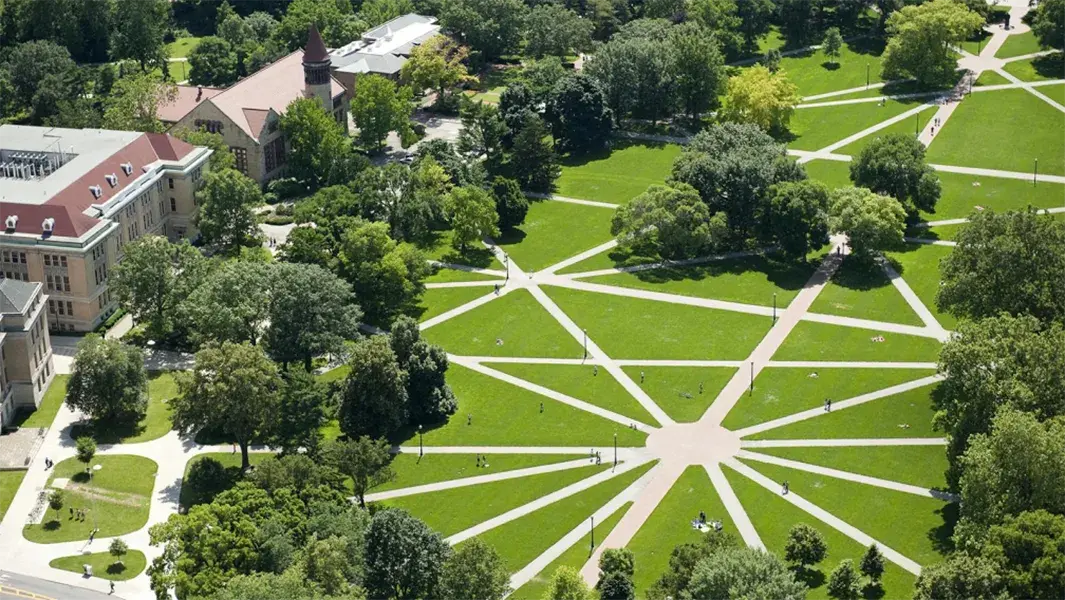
[329,14,440,76]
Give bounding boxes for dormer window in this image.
[105,173,118,187]
[89,185,103,198]
[4,215,17,231]
[42,218,55,234]
[121,163,133,175]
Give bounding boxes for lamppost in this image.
[866,63,870,88]
[772,293,777,324]
[1034,158,1039,185]
[583,328,588,361]
[504,254,510,284]
[749,361,754,396]
[418,424,423,458]
[613,433,617,469]
[90,464,102,534]
[590,516,595,551]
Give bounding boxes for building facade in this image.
[0,279,54,431]
[172,25,348,186]
[0,125,212,333]
[328,14,440,95]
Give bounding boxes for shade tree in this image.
[509,113,559,193]
[400,35,475,103]
[544,566,592,600]
[611,183,721,260]
[66,335,147,425]
[365,508,451,600]
[440,0,527,60]
[281,97,367,190]
[183,261,272,346]
[338,335,409,440]
[195,168,263,254]
[1031,0,1064,50]
[440,538,511,600]
[849,133,940,215]
[491,177,529,231]
[669,22,727,122]
[188,37,239,87]
[524,4,593,59]
[390,316,457,426]
[686,546,806,600]
[785,523,828,571]
[325,436,395,508]
[338,220,430,325]
[719,65,800,134]
[765,180,831,261]
[881,0,984,86]
[352,75,415,150]
[828,187,906,259]
[547,74,615,155]
[827,559,861,600]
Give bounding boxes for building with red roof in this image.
[0,124,212,332]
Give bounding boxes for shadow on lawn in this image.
[558,139,674,170]
[417,230,498,269]
[791,565,826,590]
[628,254,817,292]
[828,258,893,292]
[1031,52,1065,79]
[928,500,960,555]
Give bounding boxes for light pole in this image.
[866,63,870,88]
[590,515,595,551]
[1034,158,1039,185]
[613,433,617,469]
[772,293,777,324]
[90,464,102,534]
[418,424,423,458]
[749,361,754,395]
[583,329,588,361]
[504,254,510,284]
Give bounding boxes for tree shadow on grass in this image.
[629,254,817,293]
[848,36,887,58]
[790,565,827,590]
[558,139,673,170]
[862,582,886,599]
[828,258,893,292]
[106,562,127,576]
[928,500,960,555]
[68,419,144,446]
[1032,52,1065,80]
[416,230,498,269]
[820,61,842,71]
[43,520,61,531]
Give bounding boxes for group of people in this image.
[474,455,490,468]
[692,510,724,532]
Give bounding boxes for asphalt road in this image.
[0,571,120,600]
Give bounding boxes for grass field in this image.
[750,444,949,490]
[0,470,27,522]
[17,375,68,429]
[495,200,616,272]
[723,367,934,430]
[773,322,943,362]
[788,98,922,151]
[554,246,660,275]
[509,502,631,599]
[743,460,956,566]
[746,384,940,439]
[803,160,853,189]
[490,363,660,425]
[69,372,178,444]
[25,455,156,543]
[543,286,773,360]
[836,104,935,156]
[974,70,1012,86]
[555,141,682,205]
[381,463,609,537]
[413,287,493,323]
[165,36,202,59]
[886,244,957,330]
[472,462,655,577]
[423,289,583,358]
[50,550,147,581]
[781,39,888,98]
[1001,52,1064,82]
[417,229,504,270]
[376,453,582,493]
[809,259,922,326]
[1040,83,1065,105]
[627,466,738,595]
[921,172,1065,221]
[425,267,501,284]
[926,88,1065,175]
[584,255,818,308]
[623,366,736,423]
[724,465,917,599]
[995,31,1043,59]
[407,364,647,447]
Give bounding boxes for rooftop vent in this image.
[105,173,118,187]
[4,215,17,231]
[121,162,133,175]
[42,218,54,234]
[89,185,103,199]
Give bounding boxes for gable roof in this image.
[0,279,37,315]
[203,50,345,142]
[158,85,223,124]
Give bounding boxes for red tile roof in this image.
[158,85,223,124]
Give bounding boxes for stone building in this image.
[0,278,54,431]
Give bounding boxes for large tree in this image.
[447,186,500,250]
[188,37,239,87]
[272,0,365,50]
[109,236,210,339]
[195,169,262,253]
[440,0,526,60]
[784,523,828,571]
[400,34,475,102]
[669,22,727,122]
[354,160,451,242]
[850,133,940,215]
[390,316,457,425]
[273,370,329,454]
[440,538,511,600]
[101,73,177,133]
[281,97,365,190]
[172,342,282,470]
[881,0,983,86]
[1031,0,1064,50]
[365,509,451,600]
[66,335,147,424]
[735,0,776,53]
[509,113,559,193]
[719,65,800,134]
[544,566,592,600]
[5,40,76,110]
[937,209,1065,324]
[351,74,414,151]
[912,553,1004,600]
[611,183,720,260]
[490,176,529,231]
[458,100,507,167]
[686,546,806,600]
[338,335,409,439]
[524,4,593,59]
[766,180,831,261]
[265,262,362,371]
[828,187,906,259]
[325,436,395,508]
[183,260,272,346]
[338,220,430,325]
[547,74,614,155]
[110,0,169,71]
[584,35,676,122]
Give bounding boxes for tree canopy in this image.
[719,65,800,134]
[66,335,147,424]
[195,169,262,254]
[612,183,721,260]
[850,133,941,215]
[881,0,984,86]
[828,187,906,259]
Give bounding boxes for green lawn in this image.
[381,463,609,537]
[490,363,660,426]
[886,244,957,330]
[406,364,648,447]
[472,462,655,576]
[781,38,887,98]
[165,36,202,59]
[974,70,1012,86]
[723,465,917,599]
[25,455,156,543]
[996,31,1044,59]
[907,224,965,242]
[50,550,147,581]
[1039,83,1065,105]
[742,460,956,566]
[920,172,1065,221]
[746,384,940,440]
[509,502,631,599]
[69,372,178,444]
[543,286,773,360]
[423,289,583,358]
[836,105,935,156]
[554,244,664,275]
[959,29,992,56]
[556,141,682,205]
[750,444,949,490]
[926,88,1065,175]
[17,375,68,428]
[773,322,943,362]
[376,453,582,493]
[317,365,349,384]
[584,255,818,308]
[0,469,27,522]
[416,229,504,270]
[809,259,922,325]
[623,366,737,423]
[627,466,738,595]
[425,267,501,284]
[803,159,853,190]
[1001,52,1064,82]
[788,98,923,151]
[495,200,615,272]
[723,367,934,430]
[413,286,494,323]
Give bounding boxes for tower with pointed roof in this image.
[303,24,333,110]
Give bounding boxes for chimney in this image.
[196,86,203,101]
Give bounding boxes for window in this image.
[265,137,287,173]
[48,299,55,314]
[194,119,223,134]
[66,301,72,315]
[170,198,177,212]
[63,276,70,292]
[168,178,174,189]
[44,255,51,267]
[233,147,248,175]
[60,255,66,268]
